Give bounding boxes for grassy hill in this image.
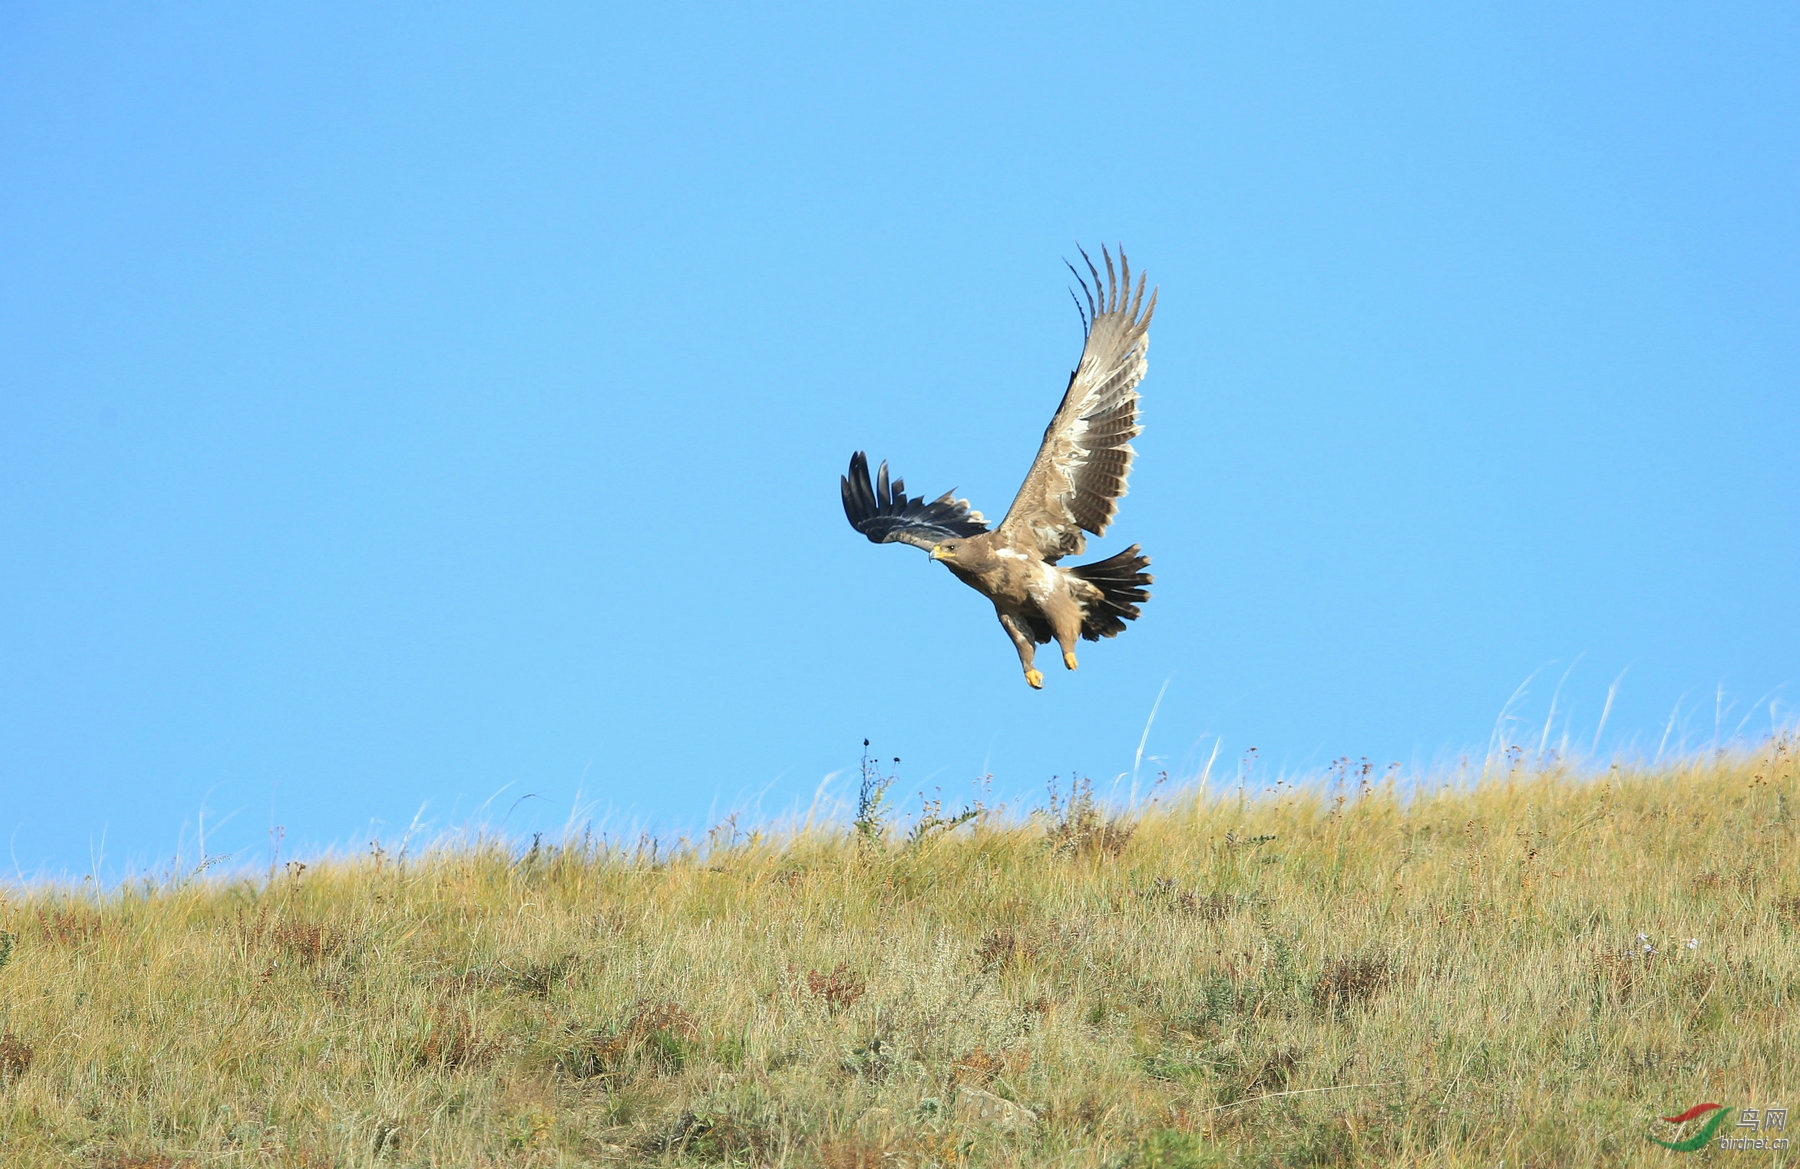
[2,739,1796,1168]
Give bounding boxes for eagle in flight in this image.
[842,246,1156,688]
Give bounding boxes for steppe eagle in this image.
[841,246,1156,688]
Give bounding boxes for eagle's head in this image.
[929,539,989,570]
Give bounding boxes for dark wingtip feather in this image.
[842,451,990,546]
[1066,282,1090,335]
[842,451,874,527]
[1068,247,1098,322]
[1080,246,1104,315]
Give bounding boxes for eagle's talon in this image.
[1025,669,1044,689]
[1063,651,1078,670]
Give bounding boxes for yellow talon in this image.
[1064,651,1078,670]
[1025,669,1044,689]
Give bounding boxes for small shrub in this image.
[977,925,1037,970]
[1594,946,1651,1001]
[500,954,574,999]
[1225,1045,1300,1100]
[234,908,347,970]
[36,905,103,946]
[648,1109,771,1162]
[557,1000,697,1081]
[554,1029,629,1080]
[806,963,866,1012]
[1181,973,1262,1033]
[272,919,342,967]
[0,1033,34,1081]
[412,1005,494,1070]
[906,789,984,849]
[840,1035,895,1081]
[1132,1128,1223,1168]
[818,1135,892,1169]
[855,741,899,850]
[1278,1115,1357,1167]
[1143,880,1236,920]
[1043,775,1134,857]
[1312,952,1392,1012]
[371,1119,403,1159]
[952,1045,1029,1085]
[504,1106,554,1152]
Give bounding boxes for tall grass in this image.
[1,736,1796,1167]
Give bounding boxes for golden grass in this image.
[1,737,1796,1168]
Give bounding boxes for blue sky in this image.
[3,4,1795,880]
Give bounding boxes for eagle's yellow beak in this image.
[930,545,946,560]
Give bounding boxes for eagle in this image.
[842,246,1156,688]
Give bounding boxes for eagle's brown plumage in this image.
[841,246,1156,688]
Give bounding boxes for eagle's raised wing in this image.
[842,451,989,551]
[997,246,1156,563]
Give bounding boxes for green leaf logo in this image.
[1648,1103,1734,1152]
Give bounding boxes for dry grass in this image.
[1,738,1797,1167]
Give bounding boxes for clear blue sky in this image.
[3,4,1795,880]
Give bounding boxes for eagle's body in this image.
[841,247,1156,688]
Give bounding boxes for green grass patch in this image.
[1,738,1796,1166]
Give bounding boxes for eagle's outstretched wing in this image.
[997,246,1156,563]
[841,451,989,551]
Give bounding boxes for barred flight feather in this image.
[998,244,1156,563]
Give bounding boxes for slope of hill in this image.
[2,740,1795,1167]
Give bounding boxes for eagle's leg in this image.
[996,611,1043,689]
[1055,615,1080,670]
[1043,590,1083,671]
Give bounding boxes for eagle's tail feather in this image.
[1071,545,1152,640]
